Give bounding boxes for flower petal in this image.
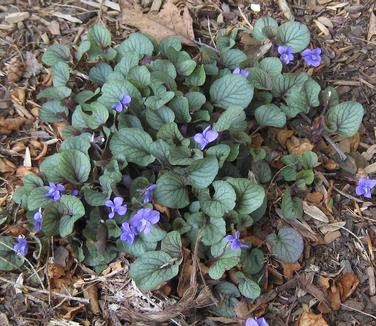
[104,200,114,208]
[301,48,311,57]
[116,205,128,216]
[113,196,124,207]
[204,130,219,143]
[277,46,286,55]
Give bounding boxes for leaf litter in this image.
[0,0,376,325]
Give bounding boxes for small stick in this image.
[0,276,90,304]
[340,303,376,320]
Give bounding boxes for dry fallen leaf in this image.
[298,311,328,326]
[5,57,24,83]
[338,272,359,301]
[0,158,17,173]
[277,129,294,148]
[303,201,329,223]
[0,117,26,135]
[177,249,193,297]
[84,285,101,315]
[281,262,301,280]
[305,192,323,204]
[63,303,85,320]
[286,136,314,155]
[314,19,330,36]
[24,51,42,78]
[120,0,195,46]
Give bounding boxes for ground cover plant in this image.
[8,16,365,319]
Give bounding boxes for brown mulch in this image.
[1,0,376,325]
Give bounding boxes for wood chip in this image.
[320,222,346,234]
[368,9,376,41]
[317,16,334,29]
[324,231,341,244]
[314,19,330,36]
[364,161,376,174]
[5,12,30,24]
[80,0,120,11]
[303,201,329,223]
[52,12,82,24]
[278,0,295,20]
[47,21,61,35]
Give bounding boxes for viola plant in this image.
[10,16,365,318]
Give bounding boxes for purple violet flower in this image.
[33,208,43,233]
[130,208,160,235]
[193,126,219,150]
[301,48,322,67]
[104,196,128,219]
[278,45,294,64]
[13,235,28,256]
[245,317,269,326]
[225,231,248,250]
[71,189,79,197]
[355,177,376,199]
[233,67,249,78]
[112,94,132,113]
[47,182,65,201]
[141,184,157,204]
[120,222,138,245]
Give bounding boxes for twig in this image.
[237,6,253,31]
[340,303,376,320]
[278,0,295,20]
[0,276,90,304]
[323,134,347,161]
[206,17,217,50]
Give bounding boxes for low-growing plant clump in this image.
[8,16,364,318]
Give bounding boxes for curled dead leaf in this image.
[281,262,301,280]
[324,159,339,171]
[251,133,264,149]
[286,136,314,155]
[305,192,324,204]
[120,0,195,46]
[63,303,85,320]
[0,117,26,135]
[303,201,329,223]
[338,272,359,301]
[0,158,16,173]
[299,311,328,326]
[277,129,294,148]
[84,285,101,315]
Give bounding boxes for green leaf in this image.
[117,237,157,257]
[74,89,100,104]
[185,64,206,86]
[40,100,68,123]
[60,133,91,155]
[149,59,177,79]
[99,160,122,196]
[88,24,111,48]
[186,92,206,112]
[271,72,309,98]
[76,40,91,61]
[266,226,304,263]
[157,122,184,144]
[281,190,303,220]
[296,169,315,186]
[299,151,318,169]
[40,154,63,183]
[213,106,245,132]
[155,172,189,209]
[42,44,71,66]
[27,186,52,211]
[59,195,85,237]
[146,106,175,130]
[241,248,264,275]
[277,21,310,53]
[284,79,321,118]
[161,231,182,259]
[110,128,155,166]
[149,139,170,164]
[325,101,364,137]
[248,67,272,90]
[254,104,286,128]
[89,63,113,84]
[176,59,197,76]
[252,16,278,41]
[208,246,241,280]
[83,187,107,206]
[144,91,175,110]
[221,49,247,69]
[72,102,109,130]
[52,62,70,86]
[259,57,282,76]
[226,178,265,215]
[187,157,219,189]
[129,251,179,291]
[128,66,151,89]
[0,236,25,271]
[210,74,254,109]
[236,272,261,299]
[98,80,141,109]
[169,146,194,166]
[159,36,182,57]
[206,144,231,167]
[168,95,191,123]
[117,33,154,57]
[59,149,91,184]
[202,217,226,246]
[37,86,71,101]
[118,113,142,129]
[251,160,272,184]
[199,181,236,218]
[115,51,140,76]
